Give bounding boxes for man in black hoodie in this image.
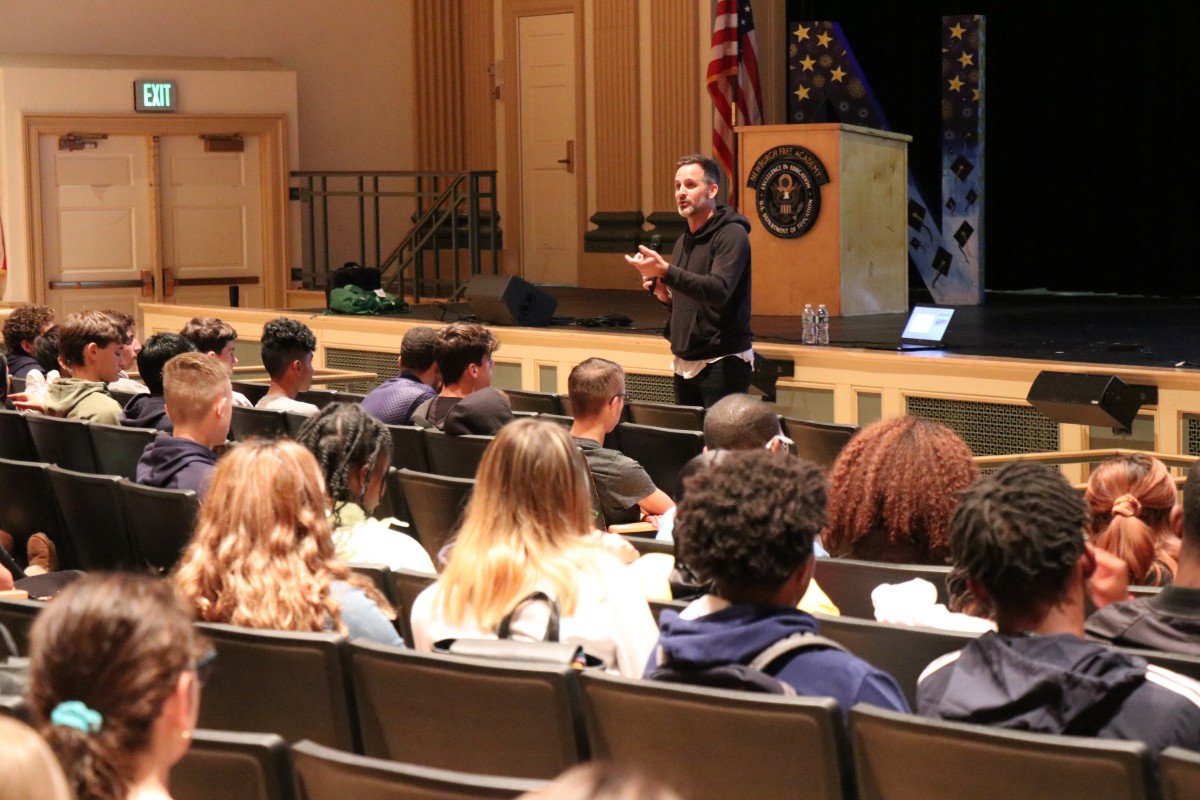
[918,461,1200,753]
[625,154,752,408]
[120,332,195,432]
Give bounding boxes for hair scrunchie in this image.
[50,700,103,734]
[1111,494,1143,518]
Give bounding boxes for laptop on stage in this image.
[868,305,955,352]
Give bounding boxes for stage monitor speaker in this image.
[467,275,558,327]
[1026,371,1144,430]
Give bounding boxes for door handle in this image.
[163,268,176,297]
[557,140,575,174]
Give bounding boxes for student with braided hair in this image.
[1085,453,1180,586]
[296,402,434,573]
[918,461,1200,753]
[27,573,210,800]
[823,415,978,564]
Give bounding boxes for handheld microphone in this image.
[646,234,663,294]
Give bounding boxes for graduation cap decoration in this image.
[954,221,974,248]
[950,154,974,180]
[930,247,953,286]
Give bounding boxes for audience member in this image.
[43,310,124,424]
[179,316,253,407]
[120,333,196,432]
[411,418,657,676]
[3,304,55,379]
[360,325,441,425]
[173,438,401,645]
[28,573,209,800]
[1085,453,1180,586]
[255,317,319,415]
[18,325,63,410]
[411,322,511,432]
[823,415,978,564]
[102,310,148,395]
[568,357,672,526]
[1087,458,1200,653]
[649,449,908,713]
[135,353,231,500]
[918,461,1200,753]
[297,402,435,573]
[0,715,73,800]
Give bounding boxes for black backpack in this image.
[647,633,846,695]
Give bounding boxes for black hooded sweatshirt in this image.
[662,206,753,361]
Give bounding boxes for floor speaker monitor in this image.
[1026,371,1154,430]
[467,275,558,327]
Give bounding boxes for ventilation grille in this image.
[626,372,675,404]
[324,348,399,393]
[1184,415,1200,456]
[906,396,1059,456]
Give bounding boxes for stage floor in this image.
[392,287,1200,373]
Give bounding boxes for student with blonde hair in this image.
[0,716,72,800]
[1086,453,1180,586]
[27,574,209,800]
[411,418,657,675]
[135,352,233,501]
[173,438,402,645]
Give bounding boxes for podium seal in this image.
[746,145,830,238]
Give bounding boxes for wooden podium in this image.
[736,123,911,317]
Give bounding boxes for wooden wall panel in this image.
[414,0,465,169]
[462,0,497,169]
[650,0,700,211]
[592,3,639,210]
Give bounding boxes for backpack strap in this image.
[747,632,847,673]
[410,397,436,429]
[496,591,561,642]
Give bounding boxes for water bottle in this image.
[816,303,830,346]
[802,303,816,345]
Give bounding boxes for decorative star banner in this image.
[787,17,985,305]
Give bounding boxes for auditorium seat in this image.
[172,730,295,800]
[232,381,270,406]
[47,466,138,571]
[849,704,1155,800]
[422,430,492,479]
[0,409,37,462]
[348,641,587,779]
[396,469,474,566]
[0,596,44,656]
[230,406,289,441]
[626,399,705,431]
[504,389,564,415]
[196,623,358,752]
[290,739,545,800]
[613,423,704,499]
[89,421,161,480]
[295,388,338,409]
[812,613,978,709]
[119,480,200,574]
[1159,746,1200,800]
[387,567,436,647]
[813,558,952,620]
[0,458,68,569]
[580,670,851,800]
[385,425,430,472]
[25,414,97,473]
[781,418,860,469]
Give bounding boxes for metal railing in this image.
[290,170,500,301]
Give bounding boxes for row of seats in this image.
[7,626,1200,800]
[0,456,198,573]
[0,408,161,480]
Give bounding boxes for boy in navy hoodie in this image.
[648,449,908,716]
[135,353,232,501]
[120,333,195,432]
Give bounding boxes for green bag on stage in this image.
[329,284,409,315]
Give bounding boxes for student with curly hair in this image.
[918,461,1200,753]
[27,574,209,800]
[649,449,908,712]
[410,418,656,676]
[3,303,55,380]
[297,402,434,573]
[255,316,319,415]
[823,415,978,564]
[1085,453,1180,586]
[172,438,401,646]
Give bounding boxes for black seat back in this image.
[89,422,160,479]
[118,480,200,574]
[26,414,97,473]
[47,466,137,571]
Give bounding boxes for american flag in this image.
[706,0,762,208]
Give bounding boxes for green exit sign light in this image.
[134,80,178,113]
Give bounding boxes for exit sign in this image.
[133,80,178,113]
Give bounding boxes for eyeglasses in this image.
[193,649,218,688]
[766,433,795,453]
[613,392,631,403]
